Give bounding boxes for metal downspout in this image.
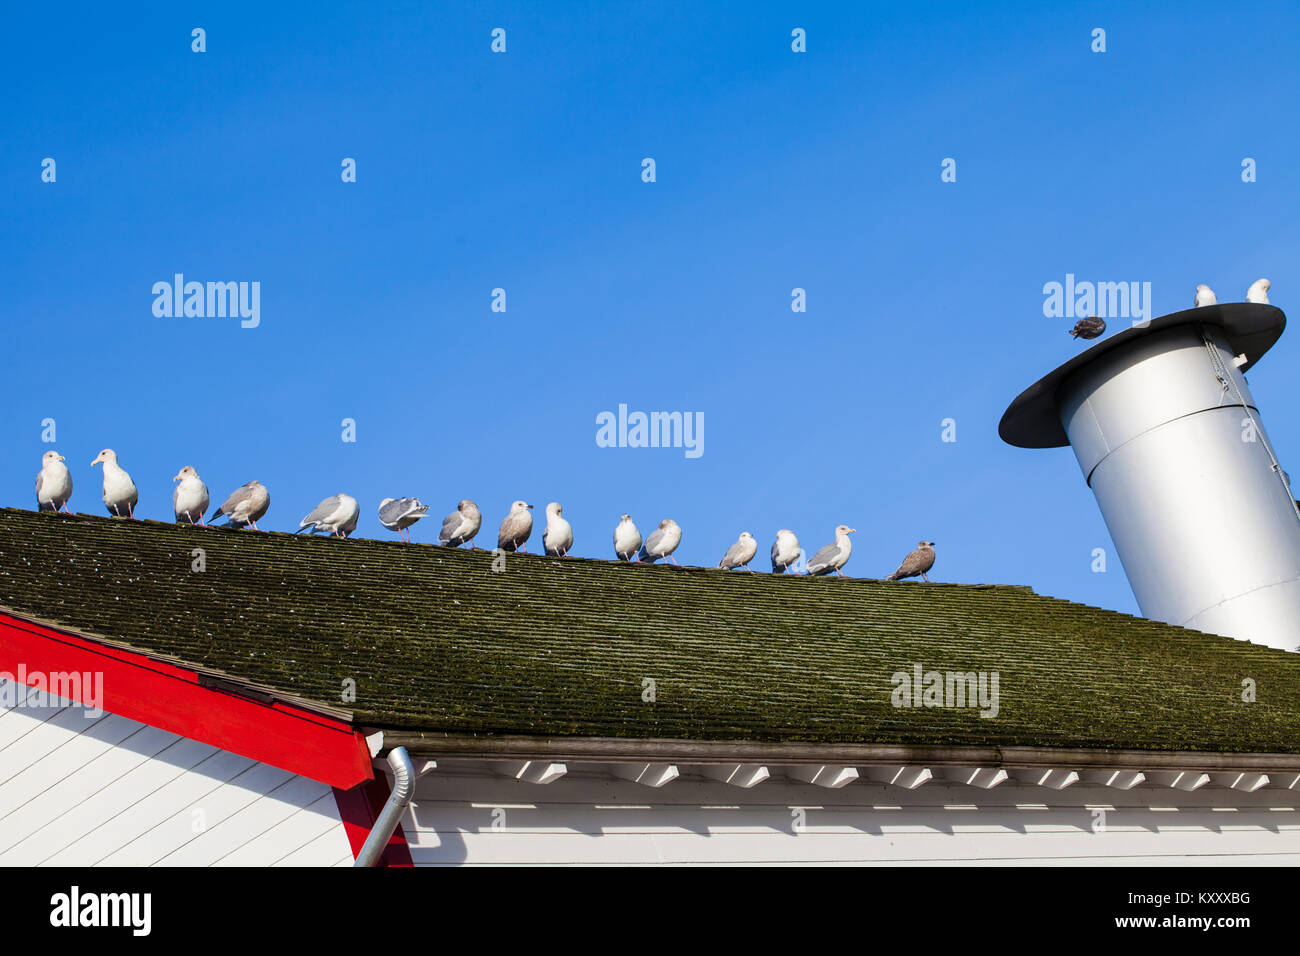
[354,746,414,867]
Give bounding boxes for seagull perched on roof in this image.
[297,494,360,538]
[1068,316,1106,340]
[378,497,428,542]
[887,540,936,582]
[1194,284,1217,307]
[35,451,73,513]
[1247,278,1271,304]
[613,514,642,561]
[172,466,210,525]
[209,480,270,529]
[807,525,855,576]
[543,502,573,557]
[90,449,138,518]
[439,499,481,548]
[497,500,534,553]
[718,532,758,571]
[639,518,682,564]
[770,529,801,573]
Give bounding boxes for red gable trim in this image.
[0,611,374,790]
[334,779,414,867]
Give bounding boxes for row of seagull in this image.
[33,452,938,580]
[1067,278,1272,339]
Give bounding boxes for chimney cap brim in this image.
[999,303,1286,449]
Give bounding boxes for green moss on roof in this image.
[1,507,1299,753]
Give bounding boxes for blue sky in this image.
[3,1,1299,618]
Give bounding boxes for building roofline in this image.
[376,730,1300,775]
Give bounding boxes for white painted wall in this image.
[401,759,1300,865]
[0,678,354,867]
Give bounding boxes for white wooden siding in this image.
[400,760,1300,865]
[0,678,353,867]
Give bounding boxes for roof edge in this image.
[376,731,1300,773]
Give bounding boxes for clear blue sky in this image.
[4,1,1299,618]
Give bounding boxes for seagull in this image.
[497,500,534,553]
[35,451,73,513]
[718,532,758,571]
[1194,284,1217,307]
[209,480,270,529]
[1247,278,1271,304]
[297,494,360,538]
[770,529,801,573]
[378,497,429,542]
[543,502,573,557]
[614,514,642,561]
[887,540,937,582]
[1068,316,1106,339]
[172,466,210,525]
[90,449,138,518]
[807,525,855,576]
[639,518,682,564]
[439,499,482,548]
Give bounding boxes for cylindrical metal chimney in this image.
[1000,303,1300,651]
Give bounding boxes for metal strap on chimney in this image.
[1200,325,1300,522]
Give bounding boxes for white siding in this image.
[401,760,1300,865]
[0,678,353,867]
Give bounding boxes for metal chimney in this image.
[1000,303,1300,651]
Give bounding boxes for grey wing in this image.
[721,542,745,567]
[220,482,256,514]
[301,495,341,526]
[34,472,44,500]
[172,482,181,512]
[770,539,781,565]
[440,511,461,541]
[643,528,667,554]
[808,542,839,569]
[379,498,408,525]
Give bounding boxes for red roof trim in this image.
[0,611,374,790]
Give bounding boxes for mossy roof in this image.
[1,507,1298,754]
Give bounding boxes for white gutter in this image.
[354,746,414,867]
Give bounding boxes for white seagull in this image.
[719,532,758,571]
[614,514,642,561]
[209,480,270,529]
[35,450,73,513]
[807,525,855,576]
[543,502,573,557]
[379,497,429,542]
[298,494,360,538]
[439,499,482,548]
[172,466,210,525]
[90,449,138,518]
[639,518,682,564]
[1194,284,1217,308]
[770,529,801,573]
[1247,278,1271,304]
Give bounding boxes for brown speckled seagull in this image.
[887,541,936,582]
